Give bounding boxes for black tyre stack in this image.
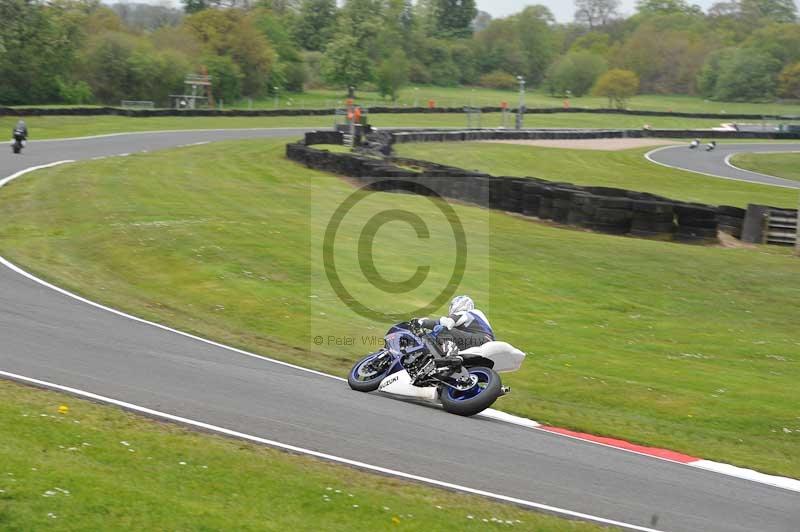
[582,195,634,235]
[716,205,747,239]
[630,201,676,240]
[674,204,719,244]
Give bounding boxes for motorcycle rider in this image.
[12,120,28,144]
[416,295,494,355]
[689,138,700,149]
[705,140,717,152]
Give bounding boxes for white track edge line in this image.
[0,369,662,532]
[690,460,800,493]
[4,147,799,494]
[34,127,317,143]
[724,151,800,185]
[644,145,800,190]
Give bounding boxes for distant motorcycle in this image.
[689,139,700,149]
[348,321,525,417]
[11,129,26,154]
[705,141,717,152]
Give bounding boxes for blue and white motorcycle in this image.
[348,321,525,416]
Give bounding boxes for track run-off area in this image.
[1,129,799,532]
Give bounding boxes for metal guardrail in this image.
[764,208,799,246]
[121,100,154,109]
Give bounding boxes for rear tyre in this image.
[440,366,502,417]
[12,142,21,154]
[348,352,394,392]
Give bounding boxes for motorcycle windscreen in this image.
[377,370,438,402]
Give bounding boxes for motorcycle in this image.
[348,321,525,417]
[689,139,700,149]
[705,141,717,152]
[11,132,25,154]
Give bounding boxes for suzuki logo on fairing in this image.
[379,375,400,390]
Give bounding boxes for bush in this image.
[592,69,640,109]
[544,52,607,97]
[56,78,93,105]
[478,70,517,90]
[778,62,800,99]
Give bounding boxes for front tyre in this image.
[440,367,502,417]
[348,351,393,392]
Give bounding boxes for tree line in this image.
[0,0,798,107]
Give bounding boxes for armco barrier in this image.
[3,105,799,121]
[288,130,754,246]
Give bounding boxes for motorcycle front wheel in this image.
[348,351,394,392]
[440,366,502,417]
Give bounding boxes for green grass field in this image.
[1,138,798,480]
[11,86,800,115]
[395,142,800,208]
[0,379,598,531]
[242,87,800,116]
[0,113,731,141]
[732,152,800,183]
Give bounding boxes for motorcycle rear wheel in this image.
[440,366,502,417]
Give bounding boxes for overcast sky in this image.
[121,1,800,23]
[477,0,799,21]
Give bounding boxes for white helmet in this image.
[449,295,474,315]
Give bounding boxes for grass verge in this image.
[395,142,799,208]
[1,113,729,140]
[731,152,800,183]
[0,379,598,531]
[0,139,798,479]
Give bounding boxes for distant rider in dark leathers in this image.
[13,120,28,143]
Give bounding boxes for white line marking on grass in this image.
[0,160,76,188]
[644,145,800,190]
[0,369,663,532]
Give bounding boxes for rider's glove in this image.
[439,317,456,330]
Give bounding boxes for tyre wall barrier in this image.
[4,105,799,121]
[288,133,753,246]
[387,128,800,146]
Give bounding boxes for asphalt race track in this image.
[1,130,799,532]
[647,143,800,189]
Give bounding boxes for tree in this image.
[778,62,800,98]
[574,0,620,29]
[376,49,408,101]
[592,69,639,108]
[183,9,276,96]
[293,0,336,51]
[320,34,371,88]
[712,47,782,100]
[434,0,477,38]
[545,51,607,97]
[617,16,714,94]
[740,0,797,23]
[635,0,704,16]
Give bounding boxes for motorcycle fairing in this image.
[378,369,438,402]
[460,341,526,373]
